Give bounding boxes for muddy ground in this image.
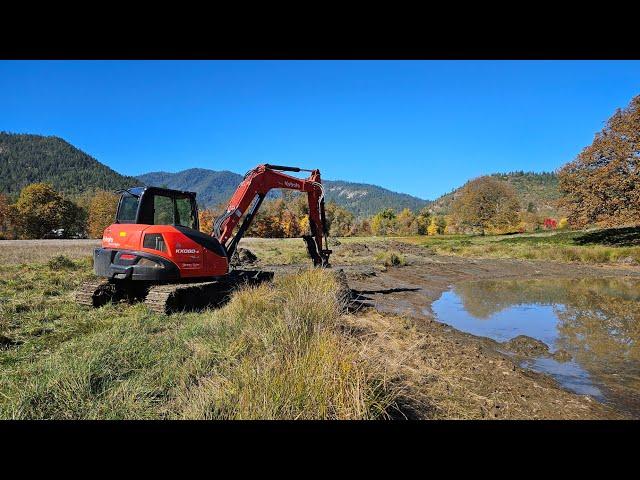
[258,240,640,419]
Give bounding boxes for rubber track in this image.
[144,281,228,314]
[75,279,115,307]
[145,270,274,314]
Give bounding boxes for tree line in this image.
[0,180,566,241]
[2,94,637,240]
[0,184,119,239]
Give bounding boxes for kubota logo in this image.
[284,180,300,189]
[176,248,199,254]
[104,237,114,243]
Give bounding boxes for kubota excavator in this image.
[76,164,333,313]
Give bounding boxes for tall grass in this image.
[0,265,393,419]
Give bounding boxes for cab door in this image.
[170,195,204,274]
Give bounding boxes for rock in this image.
[503,335,550,356]
[617,256,638,265]
[331,239,342,246]
[236,248,258,264]
[552,349,572,362]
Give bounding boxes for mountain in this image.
[137,168,430,217]
[322,180,429,217]
[137,169,244,208]
[0,132,139,196]
[429,171,562,217]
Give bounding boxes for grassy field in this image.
[2,226,639,269]
[332,226,640,265]
[0,257,394,419]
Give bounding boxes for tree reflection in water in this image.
[450,277,640,413]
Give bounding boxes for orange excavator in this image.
[76,164,332,313]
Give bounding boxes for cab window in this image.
[116,193,139,223]
[175,197,197,229]
[153,195,174,225]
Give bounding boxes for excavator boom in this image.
[213,164,332,266]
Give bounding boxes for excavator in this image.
[76,164,333,314]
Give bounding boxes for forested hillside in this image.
[137,169,244,208]
[0,133,138,196]
[323,180,429,217]
[430,171,561,217]
[138,169,430,217]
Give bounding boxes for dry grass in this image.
[0,239,100,265]
[0,262,395,419]
[375,251,407,267]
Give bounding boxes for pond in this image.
[431,277,640,416]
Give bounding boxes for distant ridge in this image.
[137,169,431,217]
[0,132,138,196]
[1,132,561,218]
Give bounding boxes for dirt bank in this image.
[335,251,640,419]
[259,241,640,419]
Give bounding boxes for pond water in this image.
[430,277,640,416]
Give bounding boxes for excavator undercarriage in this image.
[75,270,274,314]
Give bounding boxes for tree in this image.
[427,216,446,235]
[558,217,569,230]
[325,202,355,237]
[450,176,520,234]
[558,95,640,228]
[412,207,431,235]
[370,208,397,236]
[88,190,120,238]
[427,217,438,236]
[13,183,85,239]
[0,193,17,239]
[281,210,300,237]
[396,208,415,235]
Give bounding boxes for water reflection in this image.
[431,277,640,416]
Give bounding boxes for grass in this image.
[2,227,639,275]
[375,251,407,267]
[334,227,640,265]
[0,258,394,419]
[0,239,101,265]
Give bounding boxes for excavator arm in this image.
[213,164,332,267]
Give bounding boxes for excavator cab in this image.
[95,186,229,283]
[115,186,199,230]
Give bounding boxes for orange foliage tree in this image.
[558,94,640,228]
[88,190,120,238]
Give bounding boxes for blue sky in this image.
[2,60,639,200]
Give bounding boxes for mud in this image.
[262,240,640,419]
[339,252,640,419]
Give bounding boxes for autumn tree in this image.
[14,183,85,238]
[427,216,446,235]
[395,208,415,235]
[0,193,17,239]
[450,176,520,234]
[427,217,438,236]
[412,207,431,235]
[558,94,640,228]
[370,208,397,236]
[325,202,354,237]
[198,203,225,234]
[88,190,120,238]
